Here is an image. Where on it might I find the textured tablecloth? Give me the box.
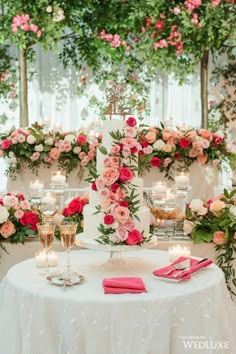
[0,249,235,354]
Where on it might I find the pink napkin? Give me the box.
[102,277,147,294]
[153,256,213,280]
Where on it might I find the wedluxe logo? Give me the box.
[180,336,230,351]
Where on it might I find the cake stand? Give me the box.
[75,233,158,270]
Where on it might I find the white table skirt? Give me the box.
[0,249,235,354]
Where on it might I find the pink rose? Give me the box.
[125,219,136,231]
[162,130,172,141]
[99,188,110,198]
[145,129,157,144]
[163,157,172,167]
[121,137,137,148]
[126,229,143,245]
[126,117,137,127]
[49,148,61,161]
[213,231,227,245]
[119,166,134,182]
[201,139,210,149]
[192,141,201,149]
[102,167,119,186]
[197,154,207,164]
[162,144,172,153]
[79,152,86,159]
[31,152,40,161]
[14,209,24,219]
[113,205,130,223]
[116,188,126,199]
[0,221,16,238]
[111,145,121,154]
[95,177,105,190]
[187,130,197,140]
[124,126,136,137]
[1,139,12,150]
[198,129,212,140]
[100,198,111,210]
[122,145,131,158]
[210,200,226,216]
[143,145,153,154]
[116,225,128,241]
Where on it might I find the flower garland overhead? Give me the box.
[0,122,234,181]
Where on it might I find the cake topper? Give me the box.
[104,85,131,119]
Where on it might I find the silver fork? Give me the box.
[162,259,191,275]
[172,258,208,278]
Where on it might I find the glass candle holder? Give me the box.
[175,172,190,191]
[51,171,67,191]
[41,192,57,221]
[168,244,191,262]
[152,181,167,200]
[30,180,44,203]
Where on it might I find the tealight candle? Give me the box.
[30,180,44,194]
[35,250,58,267]
[152,182,167,198]
[168,245,191,262]
[175,172,189,190]
[51,171,66,184]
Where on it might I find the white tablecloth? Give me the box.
[0,249,235,354]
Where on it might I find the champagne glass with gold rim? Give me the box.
[59,222,78,280]
[37,222,56,275]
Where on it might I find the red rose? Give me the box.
[110,182,120,192]
[62,207,70,216]
[104,214,114,225]
[130,146,138,154]
[68,198,84,214]
[174,152,180,160]
[77,135,87,145]
[126,229,143,245]
[119,201,129,207]
[119,166,134,182]
[141,141,148,148]
[17,194,25,201]
[150,157,162,167]
[179,138,191,149]
[91,182,97,191]
[139,150,145,156]
[20,211,39,230]
[126,117,137,127]
[1,139,12,150]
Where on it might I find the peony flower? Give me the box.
[0,221,16,238]
[0,205,9,223]
[126,229,143,245]
[20,200,31,210]
[113,205,130,224]
[213,231,227,245]
[183,220,195,235]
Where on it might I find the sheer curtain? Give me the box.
[0,48,202,190]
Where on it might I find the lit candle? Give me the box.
[35,250,58,267]
[51,171,66,184]
[30,180,44,191]
[152,182,167,198]
[175,172,189,190]
[48,251,58,267]
[168,245,191,262]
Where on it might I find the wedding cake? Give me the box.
[83,117,151,245]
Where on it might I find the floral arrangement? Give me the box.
[62,194,89,234]
[0,122,100,180]
[184,189,236,297]
[0,192,39,252]
[89,117,151,246]
[0,122,234,181]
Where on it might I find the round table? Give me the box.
[0,249,235,354]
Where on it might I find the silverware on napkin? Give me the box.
[172,258,208,278]
[163,259,191,275]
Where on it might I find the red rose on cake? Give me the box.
[126,117,137,127]
[126,230,144,245]
[119,166,134,182]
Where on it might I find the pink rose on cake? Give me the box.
[124,126,137,137]
[121,137,137,148]
[110,145,121,154]
[95,177,105,190]
[119,166,134,182]
[104,156,120,168]
[126,230,143,245]
[102,167,120,186]
[116,225,128,241]
[124,219,136,231]
[113,205,130,223]
[100,198,112,211]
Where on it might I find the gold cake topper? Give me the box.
[104,85,131,119]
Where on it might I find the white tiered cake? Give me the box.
[82,118,151,246]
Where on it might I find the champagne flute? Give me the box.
[59,222,78,280]
[37,222,56,275]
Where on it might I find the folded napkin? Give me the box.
[153,256,213,280]
[102,277,147,294]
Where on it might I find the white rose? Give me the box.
[73,146,81,154]
[35,144,44,152]
[45,138,54,146]
[3,195,18,208]
[197,206,208,216]
[0,205,9,223]
[189,199,204,212]
[26,135,36,144]
[153,139,165,150]
[46,5,52,13]
[64,134,76,143]
[229,205,236,219]
[183,220,195,235]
